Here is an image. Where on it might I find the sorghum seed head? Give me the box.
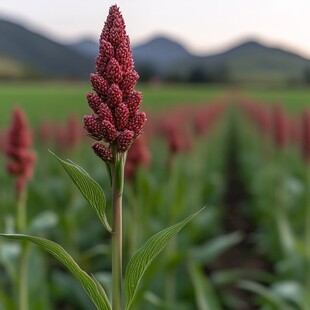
[6,108,32,149]
[87,92,103,114]
[115,36,134,74]
[90,74,109,98]
[5,107,36,197]
[96,55,108,76]
[127,112,147,137]
[272,105,289,148]
[120,71,139,97]
[115,103,129,131]
[99,39,114,60]
[85,5,147,158]
[107,84,123,108]
[97,104,114,124]
[83,115,104,140]
[105,58,123,84]
[92,142,113,162]
[102,120,117,143]
[116,129,134,152]
[108,11,126,46]
[125,137,151,180]
[125,91,142,115]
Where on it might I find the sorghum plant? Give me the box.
[5,108,36,203]
[0,5,203,310]
[125,137,151,180]
[4,107,36,310]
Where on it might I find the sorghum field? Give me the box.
[1,80,310,310]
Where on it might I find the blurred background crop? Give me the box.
[0,1,310,309]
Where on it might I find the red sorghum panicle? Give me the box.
[115,103,129,130]
[97,103,114,124]
[121,71,139,97]
[66,114,83,150]
[107,84,123,108]
[102,120,117,143]
[125,137,151,180]
[125,91,142,115]
[116,130,134,152]
[272,104,289,148]
[5,108,36,197]
[127,112,147,137]
[302,110,310,163]
[90,74,109,97]
[84,115,104,140]
[92,142,113,162]
[84,5,147,162]
[87,92,103,114]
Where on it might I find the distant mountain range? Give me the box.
[1,18,310,83]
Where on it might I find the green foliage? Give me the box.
[0,83,224,125]
[50,152,112,233]
[190,232,243,264]
[238,280,293,310]
[0,234,111,310]
[188,262,222,310]
[125,207,205,310]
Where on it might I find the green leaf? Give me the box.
[190,231,243,264]
[29,211,58,234]
[271,281,303,307]
[238,280,293,310]
[188,262,222,310]
[0,289,16,310]
[50,151,112,232]
[0,234,111,310]
[125,207,205,310]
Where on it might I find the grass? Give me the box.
[245,87,310,112]
[0,82,225,126]
[1,82,309,127]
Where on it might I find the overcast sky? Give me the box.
[1,0,310,57]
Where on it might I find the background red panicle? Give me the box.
[125,136,151,180]
[0,129,5,153]
[158,106,192,157]
[5,107,36,197]
[38,115,84,152]
[193,100,228,137]
[272,104,290,149]
[302,110,310,163]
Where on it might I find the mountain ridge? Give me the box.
[1,17,309,82]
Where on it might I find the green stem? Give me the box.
[19,243,29,310]
[17,190,29,310]
[17,190,27,233]
[112,153,125,310]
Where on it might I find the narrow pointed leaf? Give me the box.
[238,280,293,310]
[125,207,205,310]
[50,151,112,232]
[188,262,222,310]
[0,234,111,310]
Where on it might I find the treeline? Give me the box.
[136,63,231,84]
[136,62,310,85]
